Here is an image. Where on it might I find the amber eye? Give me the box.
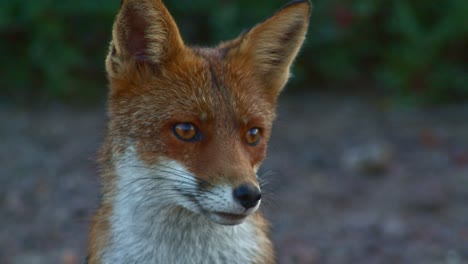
[245,127,261,146]
[173,123,200,142]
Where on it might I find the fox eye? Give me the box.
[245,127,261,146]
[173,123,200,142]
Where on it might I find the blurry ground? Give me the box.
[1,93,468,264]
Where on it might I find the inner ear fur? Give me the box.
[106,0,185,76]
[222,0,311,95]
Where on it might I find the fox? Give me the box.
[87,0,310,263]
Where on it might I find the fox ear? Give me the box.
[106,0,184,76]
[223,0,311,96]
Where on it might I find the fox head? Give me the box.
[104,0,310,225]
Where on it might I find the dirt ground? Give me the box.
[1,93,467,264]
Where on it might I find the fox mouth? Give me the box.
[214,212,247,221]
[207,211,248,225]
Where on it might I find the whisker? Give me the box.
[119,164,203,185]
[256,169,280,210]
[117,164,221,198]
[118,164,218,192]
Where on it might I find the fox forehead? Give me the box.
[109,47,277,130]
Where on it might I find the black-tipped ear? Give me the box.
[223,0,311,95]
[106,0,184,76]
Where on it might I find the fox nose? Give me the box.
[233,183,261,209]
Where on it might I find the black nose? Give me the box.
[233,184,261,209]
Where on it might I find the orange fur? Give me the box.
[88,0,310,263]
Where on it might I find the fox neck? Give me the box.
[98,146,270,264]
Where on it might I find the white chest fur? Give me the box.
[104,206,262,263]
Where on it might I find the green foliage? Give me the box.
[382,0,468,103]
[1,0,467,104]
[303,0,468,104]
[0,0,119,102]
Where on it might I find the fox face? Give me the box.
[105,0,310,226]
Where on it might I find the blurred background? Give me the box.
[1,0,467,263]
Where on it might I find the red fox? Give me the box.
[88,0,310,263]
